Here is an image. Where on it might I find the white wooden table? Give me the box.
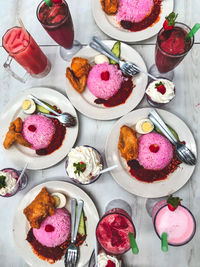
[0,1,200,267]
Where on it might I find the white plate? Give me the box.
[0,87,78,170]
[65,40,147,120]
[13,180,99,267]
[92,0,174,42]
[105,108,197,198]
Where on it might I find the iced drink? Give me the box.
[96,208,135,255]
[152,200,196,246]
[37,0,74,49]
[155,23,194,73]
[2,27,50,77]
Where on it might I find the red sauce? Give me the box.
[120,0,161,32]
[127,147,182,183]
[95,77,134,107]
[26,228,86,264]
[36,118,66,156]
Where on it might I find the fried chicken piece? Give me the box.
[66,67,86,93]
[13,117,23,132]
[118,125,138,161]
[101,0,118,15]
[15,133,32,148]
[79,75,87,93]
[23,187,55,229]
[3,128,16,149]
[71,57,91,78]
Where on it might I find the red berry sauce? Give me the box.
[101,71,110,81]
[45,224,55,232]
[28,125,36,132]
[149,144,160,153]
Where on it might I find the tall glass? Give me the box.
[150,22,194,80]
[37,0,82,61]
[147,198,196,247]
[2,26,51,83]
[96,199,136,256]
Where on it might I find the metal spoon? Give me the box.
[148,109,196,165]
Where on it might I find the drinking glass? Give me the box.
[2,26,51,83]
[37,0,82,61]
[150,22,194,80]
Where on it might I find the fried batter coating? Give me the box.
[101,0,118,15]
[15,133,32,148]
[23,187,55,229]
[66,67,87,93]
[3,128,16,149]
[71,57,91,78]
[118,125,138,161]
[13,117,23,132]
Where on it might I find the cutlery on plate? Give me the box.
[148,109,196,165]
[28,94,76,127]
[65,199,84,267]
[90,36,157,80]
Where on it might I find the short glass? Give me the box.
[146,198,196,246]
[96,199,136,255]
[2,26,51,83]
[150,22,194,80]
[37,0,82,61]
[65,145,104,185]
[0,168,28,197]
[88,249,124,267]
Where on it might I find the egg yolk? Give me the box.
[22,100,31,110]
[142,121,153,133]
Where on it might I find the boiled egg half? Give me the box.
[22,99,36,114]
[51,192,66,208]
[94,54,109,64]
[135,118,154,134]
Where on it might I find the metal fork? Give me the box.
[28,94,76,127]
[89,36,157,80]
[148,109,196,165]
[65,200,84,267]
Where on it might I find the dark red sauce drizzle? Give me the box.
[27,228,86,264]
[120,0,161,32]
[127,147,182,183]
[95,77,134,107]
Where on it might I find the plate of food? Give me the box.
[65,40,147,120]
[105,108,197,198]
[0,87,78,170]
[13,180,99,267]
[92,0,174,42]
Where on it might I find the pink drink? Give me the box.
[155,23,194,73]
[96,208,135,255]
[2,27,49,76]
[152,200,196,246]
[37,0,74,49]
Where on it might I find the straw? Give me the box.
[128,232,139,254]
[17,163,28,185]
[185,23,200,42]
[44,0,53,7]
[161,232,168,252]
[99,165,118,174]
[94,236,98,267]
[17,17,29,37]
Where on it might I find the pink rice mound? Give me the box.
[87,62,123,99]
[116,0,154,23]
[33,208,71,248]
[138,132,173,170]
[22,114,55,150]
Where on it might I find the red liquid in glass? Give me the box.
[37,0,74,49]
[155,26,192,73]
[96,209,135,255]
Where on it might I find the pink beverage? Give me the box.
[37,0,74,49]
[155,23,194,73]
[152,200,196,246]
[96,208,135,255]
[2,27,50,76]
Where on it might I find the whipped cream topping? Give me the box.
[146,79,175,103]
[0,170,17,196]
[66,146,102,184]
[97,252,121,267]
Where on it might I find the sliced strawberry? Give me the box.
[106,260,116,267]
[167,195,182,211]
[101,71,110,81]
[163,12,178,30]
[155,81,166,95]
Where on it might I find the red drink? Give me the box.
[155,23,194,73]
[37,0,74,49]
[2,27,50,77]
[96,208,135,255]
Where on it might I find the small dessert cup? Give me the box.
[0,168,28,197]
[146,78,175,107]
[89,249,124,267]
[65,145,104,185]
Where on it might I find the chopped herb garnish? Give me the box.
[0,175,6,189]
[73,162,86,176]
